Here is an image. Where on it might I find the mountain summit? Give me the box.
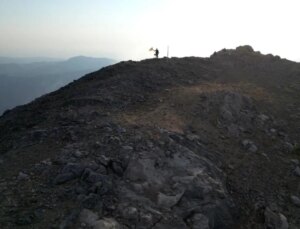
[0,46,299,228]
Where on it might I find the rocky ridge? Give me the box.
[0,46,300,228]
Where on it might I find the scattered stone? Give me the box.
[139,212,153,225]
[17,172,30,181]
[221,109,233,122]
[111,161,124,176]
[103,126,113,132]
[227,124,240,137]
[290,159,299,165]
[96,164,107,175]
[73,150,83,158]
[242,139,258,153]
[261,153,270,161]
[279,214,289,229]
[62,163,84,177]
[291,195,300,207]
[107,136,121,146]
[157,192,184,208]
[264,207,289,229]
[75,185,87,195]
[169,134,184,143]
[122,206,138,220]
[294,167,300,177]
[59,209,80,229]
[15,213,34,225]
[85,161,99,171]
[186,134,200,141]
[284,142,294,152]
[41,158,52,166]
[79,209,99,227]
[146,140,154,148]
[248,144,258,153]
[82,169,106,184]
[116,125,126,133]
[189,213,209,229]
[93,218,121,229]
[258,114,269,122]
[278,132,287,138]
[81,193,101,210]
[152,218,188,229]
[53,157,67,165]
[34,208,45,220]
[122,145,133,152]
[98,155,111,166]
[242,139,251,147]
[54,173,75,185]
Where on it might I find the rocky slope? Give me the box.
[0,46,299,228]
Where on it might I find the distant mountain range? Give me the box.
[0,56,63,64]
[0,56,117,115]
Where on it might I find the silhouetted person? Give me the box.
[154,49,159,58]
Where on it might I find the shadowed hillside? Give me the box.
[0,46,299,229]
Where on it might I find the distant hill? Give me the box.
[0,56,116,114]
[0,56,63,64]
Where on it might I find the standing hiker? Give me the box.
[154,48,159,58]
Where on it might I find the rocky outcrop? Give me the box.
[0,47,300,228]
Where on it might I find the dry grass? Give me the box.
[120,105,185,133]
[176,82,272,102]
[117,82,272,133]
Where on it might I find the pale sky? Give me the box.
[0,0,299,61]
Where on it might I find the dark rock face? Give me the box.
[119,138,234,228]
[0,47,300,228]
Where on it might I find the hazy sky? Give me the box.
[0,0,299,61]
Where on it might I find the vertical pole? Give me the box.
[167,46,169,58]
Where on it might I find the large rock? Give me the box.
[121,140,234,228]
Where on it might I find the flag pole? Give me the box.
[167,46,169,58]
